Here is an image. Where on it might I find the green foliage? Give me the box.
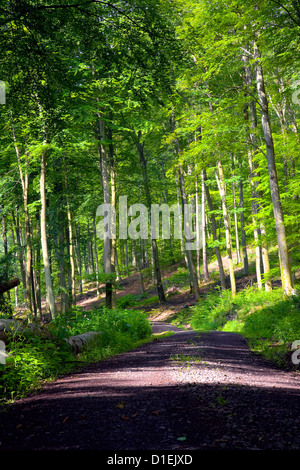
[0,306,152,404]
[166,267,190,287]
[189,286,300,367]
[117,293,147,308]
[0,295,13,318]
[53,306,152,342]
[190,288,234,331]
[0,332,74,403]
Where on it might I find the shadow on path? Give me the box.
[0,323,300,451]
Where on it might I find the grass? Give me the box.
[186,286,300,368]
[0,306,153,404]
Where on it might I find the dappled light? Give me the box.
[1,327,300,450]
[0,0,300,453]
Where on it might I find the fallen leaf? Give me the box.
[62,416,69,424]
[152,410,159,415]
[117,402,126,409]
[122,415,130,421]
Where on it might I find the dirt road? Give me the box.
[0,322,300,452]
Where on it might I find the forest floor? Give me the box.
[1,262,300,455]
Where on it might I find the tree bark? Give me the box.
[0,277,20,295]
[203,169,226,290]
[201,170,209,281]
[12,210,27,301]
[40,149,56,318]
[11,122,33,313]
[178,166,200,300]
[97,118,115,308]
[238,162,249,275]
[254,40,294,296]
[242,53,272,289]
[137,135,165,302]
[215,160,236,297]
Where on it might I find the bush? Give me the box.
[190,288,233,331]
[188,285,300,367]
[0,306,152,404]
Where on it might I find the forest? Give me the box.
[0,0,300,403]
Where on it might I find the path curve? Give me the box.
[0,322,300,451]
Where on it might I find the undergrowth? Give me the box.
[0,306,152,404]
[188,286,300,368]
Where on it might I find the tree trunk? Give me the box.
[11,123,32,313]
[254,40,294,296]
[133,240,145,295]
[215,160,236,297]
[242,53,271,289]
[65,170,76,305]
[232,174,241,265]
[195,178,201,283]
[34,214,42,318]
[12,210,27,302]
[137,135,165,302]
[75,225,83,295]
[178,166,200,300]
[201,170,209,281]
[203,169,226,290]
[238,163,249,275]
[40,150,56,318]
[93,217,100,297]
[1,215,10,303]
[109,133,117,306]
[97,118,115,308]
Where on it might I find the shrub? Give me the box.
[0,306,152,404]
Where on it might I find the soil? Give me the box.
[1,320,300,452]
[1,265,300,455]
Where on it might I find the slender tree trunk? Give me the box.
[64,170,76,305]
[201,170,209,280]
[40,150,56,318]
[125,241,130,277]
[176,175,188,269]
[178,166,200,300]
[195,178,201,282]
[133,240,145,295]
[232,176,241,265]
[137,135,165,302]
[12,124,32,313]
[97,118,115,307]
[215,160,236,297]
[1,215,10,304]
[254,40,294,296]
[12,211,27,302]
[109,142,117,306]
[58,219,68,314]
[242,53,271,288]
[93,217,100,297]
[203,169,226,290]
[34,214,42,318]
[30,250,37,318]
[75,226,83,295]
[238,163,249,275]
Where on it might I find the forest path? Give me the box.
[1,320,300,451]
